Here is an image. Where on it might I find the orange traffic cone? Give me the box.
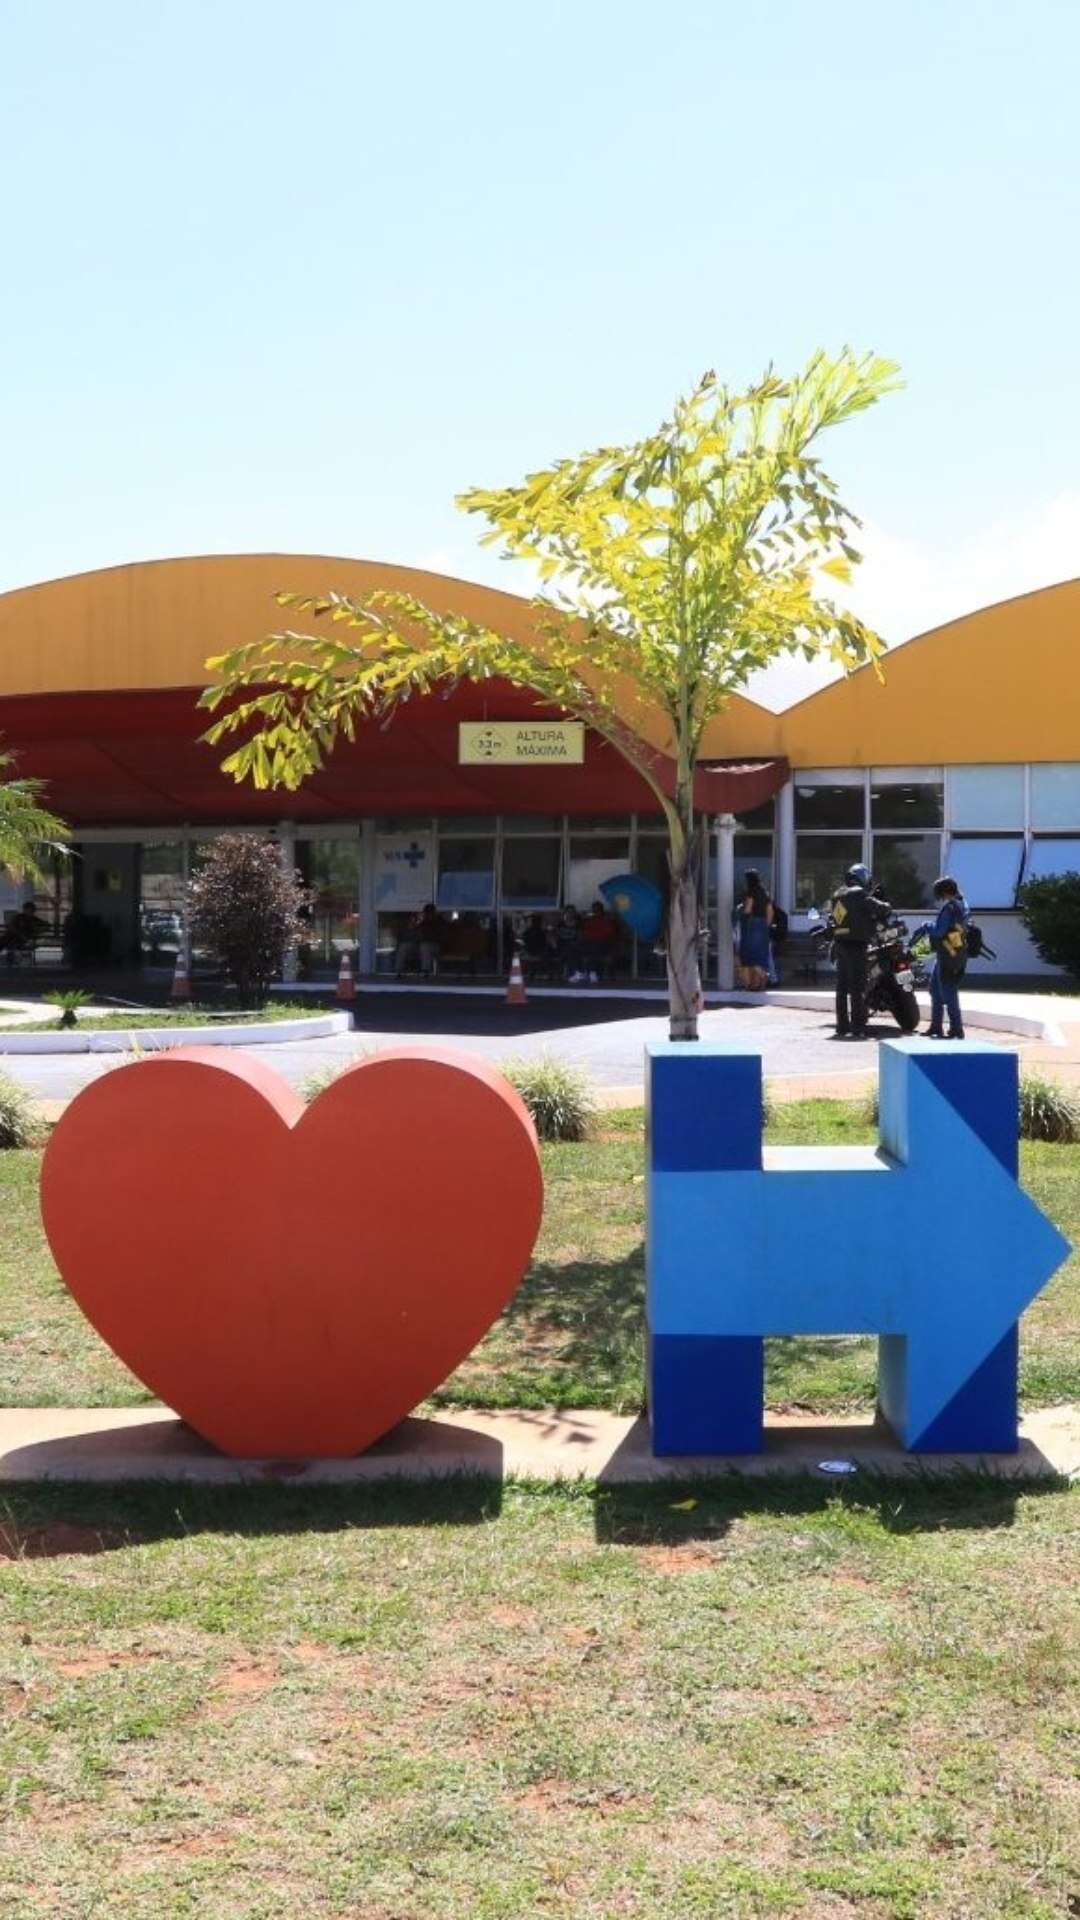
[506,950,527,1006]
[171,950,191,1001]
[336,951,356,1003]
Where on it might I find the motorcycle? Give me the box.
[807,906,927,1034]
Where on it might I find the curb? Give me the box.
[0,1011,352,1054]
[767,989,1067,1047]
[0,1405,1075,1485]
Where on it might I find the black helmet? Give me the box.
[846,863,871,888]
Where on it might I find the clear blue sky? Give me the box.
[2,0,1078,699]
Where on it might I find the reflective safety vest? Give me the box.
[831,885,878,943]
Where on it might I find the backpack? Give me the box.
[770,904,789,946]
[965,921,996,963]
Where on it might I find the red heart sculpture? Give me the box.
[41,1046,543,1457]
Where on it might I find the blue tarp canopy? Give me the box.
[600,873,664,942]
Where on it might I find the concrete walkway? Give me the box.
[4,989,1079,1116]
[0,1404,1075,1485]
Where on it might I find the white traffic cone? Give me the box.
[171,950,192,1001]
[506,950,527,1006]
[336,951,356,1003]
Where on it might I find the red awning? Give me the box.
[0,684,787,827]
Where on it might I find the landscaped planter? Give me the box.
[0,1011,352,1053]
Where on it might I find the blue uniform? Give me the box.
[925,896,968,1037]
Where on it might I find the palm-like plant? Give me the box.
[0,747,69,882]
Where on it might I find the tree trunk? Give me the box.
[666,864,703,1041]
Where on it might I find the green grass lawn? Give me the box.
[0,1476,1077,1919]
[1,1102,1078,1918]
[2,1101,1077,1415]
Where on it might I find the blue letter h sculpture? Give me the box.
[646,1039,1069,1455]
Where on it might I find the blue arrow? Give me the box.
[646,1040,1070,1454]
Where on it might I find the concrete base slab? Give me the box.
[1,1404,1076,1485]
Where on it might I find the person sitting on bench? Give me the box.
[0,901,46,966]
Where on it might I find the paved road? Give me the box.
[1,998,927,1101]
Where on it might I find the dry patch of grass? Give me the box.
[0,1477,1077,1917]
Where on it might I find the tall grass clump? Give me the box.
[0,1070,40,1148]
[504,1056,596,1142]
[300,1064,345,1103]
[1019,1073,1080,1144]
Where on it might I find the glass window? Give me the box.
[733,834,774,901]
[571,815,632,832]
[501,837,561,908]
[299,839,360,964]
[438,816,496,835]
[795,834,863,910]
[9,850,72,961]
[872,834,941,908]
[946,836,1025,908]
[375,830,435,910]
[501,814,561,832]
[870,782,943,828]
[949,766,1025,830]
[734,800,776,832]
[794,784,865,829]
[1025,838,1080,882]
[1030,764,1080,831]
[436,839,496,910]
[139,842,185,962]
[568,834,630,911]
[634,837,670,895]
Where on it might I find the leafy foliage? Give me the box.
[864,1070,1080,1146]
[42,989,92,1029]
[0,746,68,883]
[503,1054,596,1142]
[188,833,309,1004]
[299,1064,345,1103]
[0,1070,40,1148]
[1019,1073,1080,1145]
[1018,871,1080,980]
[201,350,899,1033]
[203,352,897,813]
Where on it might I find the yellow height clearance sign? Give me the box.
[458,721,585,765]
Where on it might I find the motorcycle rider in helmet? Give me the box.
[829,863,890,1040]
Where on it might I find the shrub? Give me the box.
[300,1064,345,1103]
[1018,1073,1080,1144]
[188,834,310,1004]
[43,989,91,1029]
[1018,872,1080,981]
[866,1074,1080,1144]
[0,1071,40,1149]
[503,1055,596,1142]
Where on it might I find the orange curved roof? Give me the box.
[0,553,1076,768]
[779,574,1080,766]
[0,552,775,762]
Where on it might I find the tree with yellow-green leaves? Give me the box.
[0,747,68,886]
[202,350,899,1039]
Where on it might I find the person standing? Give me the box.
[734,868,774,990]
[921,876,969,1039]
[830,863,888,1039]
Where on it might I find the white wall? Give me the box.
[885,912,1056,978]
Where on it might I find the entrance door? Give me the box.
[75,843,140,966]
